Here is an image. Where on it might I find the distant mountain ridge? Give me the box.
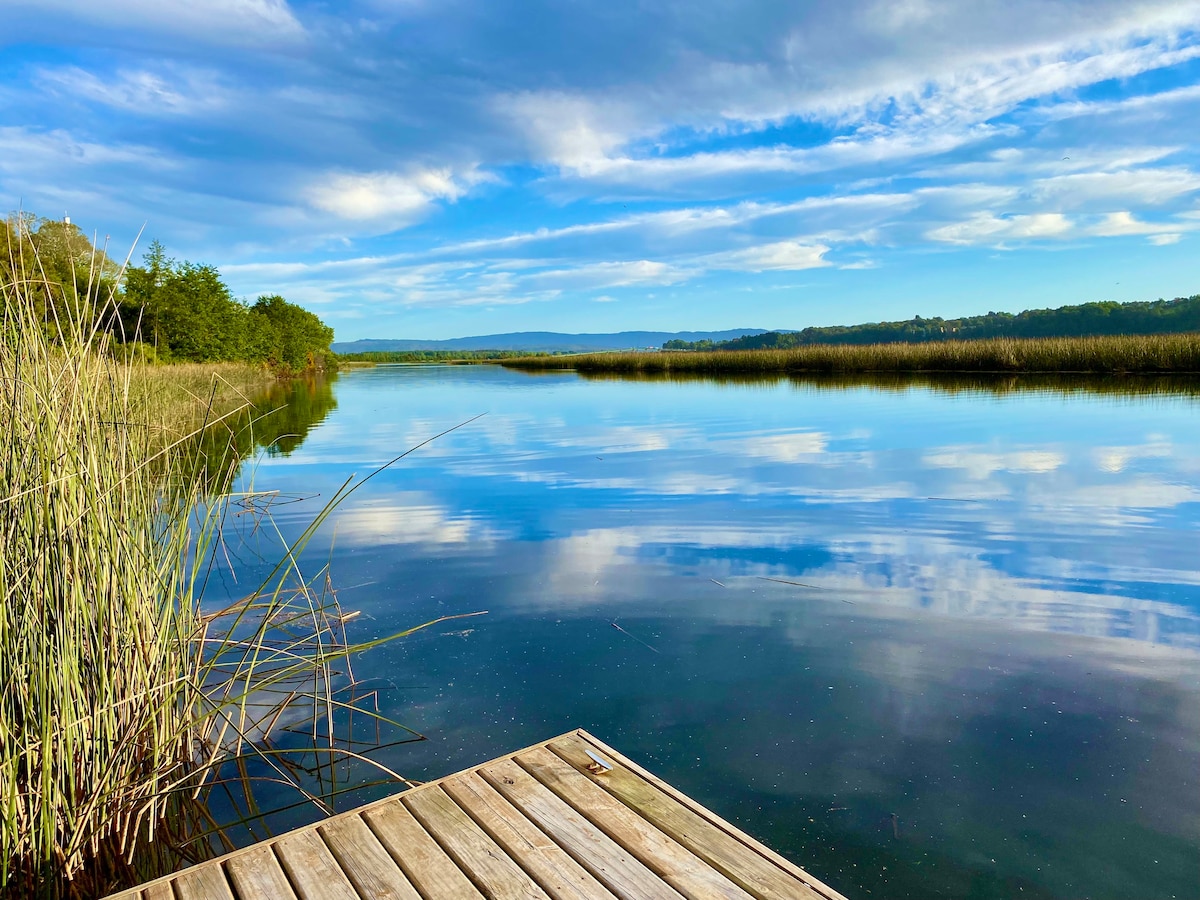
[332,329,772,354]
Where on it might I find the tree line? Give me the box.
[664,294,1200,351]
[3,213,335,373]
[336,349,555,363]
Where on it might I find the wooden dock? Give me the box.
[107,729,848,900]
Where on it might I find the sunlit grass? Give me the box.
[1,234,466,896]
[502,333,1200,376]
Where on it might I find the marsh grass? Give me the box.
[502,333,1200,376]
[1,235,464,897]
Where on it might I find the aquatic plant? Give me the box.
[501,333,1200,376]
[0,229,466,896]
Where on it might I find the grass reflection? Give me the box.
[566,368,1200,401]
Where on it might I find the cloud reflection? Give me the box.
[334,495,502,547]
[256,369,1200,651]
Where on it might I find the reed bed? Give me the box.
[1,243,450,897]
[502,333,1200,376]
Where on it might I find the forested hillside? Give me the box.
[3,214,335,373]
[664,295,1200,351]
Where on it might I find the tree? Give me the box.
[2,213,120,335]
[250,294,334,371]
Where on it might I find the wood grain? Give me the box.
[274,829,360,900]
[481,756,683,900]
[405,786,551,900]
[319,813,423,900]
[364,797,487,899]
[225,843,298,900]
[442,772,614,900]
[142,882,174,900]
[549,734,825,900]
[516,746,754,900]
[172,862,237,900]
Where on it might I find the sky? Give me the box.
[2,1,1200,341]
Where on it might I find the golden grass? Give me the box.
[501,333,1200,376]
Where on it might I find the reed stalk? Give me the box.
[1,231,458,897]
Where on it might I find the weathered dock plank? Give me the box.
[172,859,237,900]
[548,734,826,900]
[404,786,551,900]
[482,755,684,900]
[224,843,298,900]
[319,814,422,900]
[275,828,361,900]
[103,728,850,900]
[442,771,614,900]
[364,798,487,898]
[515,745,753,900]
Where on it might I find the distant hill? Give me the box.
[332,329,771,354]
[664,295,1200,351]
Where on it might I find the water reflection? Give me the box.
[187,374,340,490]
[225,366,1200,900]
[582,368,1200,401]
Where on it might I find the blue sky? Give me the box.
[2,0,1199,341]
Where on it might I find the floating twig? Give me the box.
[757,576,825,590]
[611,622,660,654]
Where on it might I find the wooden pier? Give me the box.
[107,729,848,900]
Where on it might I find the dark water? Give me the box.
[221,365,1200,900]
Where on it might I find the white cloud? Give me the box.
[927,212,1073,245]
[712,241,831,272]
[537,124,1002,187]
[0,126,171,173]
[1031,167,1200,207]
[523,259,690,291]
[1035,82,1200,123]
[497,91,642,170]
[1148,232,1183,245]
[3,0,305,44]
[1089,211,1182,237]
[306,166,486,225]
[35,66,228,116]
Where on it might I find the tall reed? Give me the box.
[1,237,207,893]
[1,235,460,896]
[501,333,1200,376]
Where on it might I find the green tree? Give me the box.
[122,245,248,362]
[2,213,120,334]
[250,294,334,372]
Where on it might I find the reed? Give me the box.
[1,236,449,896]
[501,333,1200,376]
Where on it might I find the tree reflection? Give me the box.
[187,374,339,493]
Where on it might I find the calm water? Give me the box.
[220,365,1200,900]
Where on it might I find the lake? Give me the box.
[217,365,1200,900]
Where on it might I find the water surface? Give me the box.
[223,365,1200,900]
